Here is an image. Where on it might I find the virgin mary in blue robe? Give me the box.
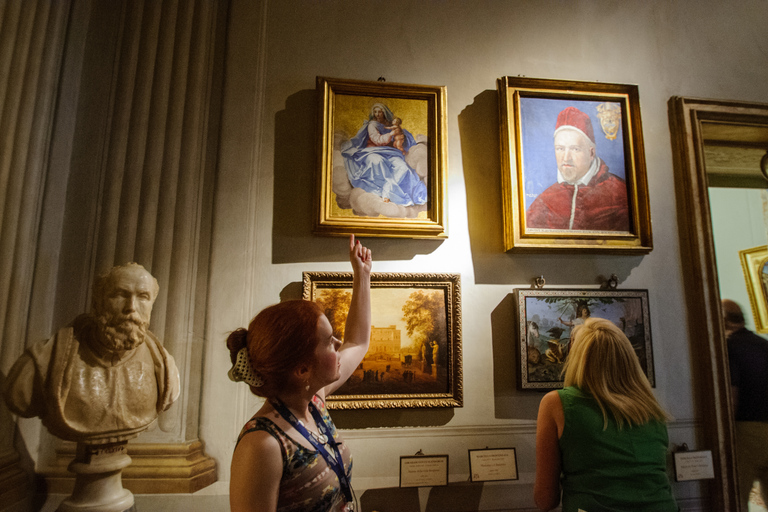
[341,103,428,207]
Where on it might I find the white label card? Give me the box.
[674,450,715,481]
[468,448,518,482]
[399,455,449,488]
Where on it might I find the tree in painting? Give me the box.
[315,289,351,340]
[402,289,446,367]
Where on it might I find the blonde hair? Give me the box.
[563,317,670,429]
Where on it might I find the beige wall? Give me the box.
[200,0,767,509]
[5,0,768,510]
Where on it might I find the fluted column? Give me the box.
[80,0,220,444]
[34,0,225,495]
[0,1,72,509]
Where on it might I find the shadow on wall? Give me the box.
[361,487,421,512]
[331,406,455,430]
[360,482,490,512]
[458,90,643,286]
[271,89,443,264]
[491,293,546,420]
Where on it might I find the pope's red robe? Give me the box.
[526,162,630,231]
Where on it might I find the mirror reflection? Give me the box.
[707,121,768,512]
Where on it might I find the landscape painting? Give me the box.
[303,272,462,409]
[515,288,654,389]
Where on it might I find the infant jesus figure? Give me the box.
[387,117,406,154]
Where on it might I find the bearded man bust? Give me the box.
[4,263,180,445]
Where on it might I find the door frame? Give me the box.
[669,96,768,511]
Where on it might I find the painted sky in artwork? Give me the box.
[326,286,444,349]
[525,296,639,323]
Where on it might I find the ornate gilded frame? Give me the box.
[515,288,654,390]
[302,272,462,409]
[315,77,447,239]
[497,76,652,252]
[739,245,768,333]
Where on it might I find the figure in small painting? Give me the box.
[335,102,429,219]
[526,106,629,232]
[526,321,543,365]
[387,117,407,154]
[559,303,591,355]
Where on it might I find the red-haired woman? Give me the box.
[227,235,371,512]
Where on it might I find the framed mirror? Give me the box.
[669,96,768,511]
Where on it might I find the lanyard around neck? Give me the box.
[271,398,353,504]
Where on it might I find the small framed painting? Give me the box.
[515,288,654,390]
[739,245,768,333]
[303,272,462,409]
[498,76,652,252]
[315,77,447,239]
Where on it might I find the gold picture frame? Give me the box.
[302,272,462,409]
[497,76,652,252]
[739,245,768,333]
[315,77,447,239]
[515,288,654,390]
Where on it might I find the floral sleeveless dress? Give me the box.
[236,396,352,512]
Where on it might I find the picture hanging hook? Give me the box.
[606,274,619,289]
[534,275,546,289]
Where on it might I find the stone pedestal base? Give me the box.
[45,439,217,494]
[56,443,133,512]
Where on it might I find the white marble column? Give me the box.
[43,0,224,493]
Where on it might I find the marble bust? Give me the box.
[4,263,180,445]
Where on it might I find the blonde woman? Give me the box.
[534,318,678,512]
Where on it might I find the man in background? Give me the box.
[722,299,768,509]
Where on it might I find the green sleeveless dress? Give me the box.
[557,386,678,512]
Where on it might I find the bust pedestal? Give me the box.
[57,442,134,512]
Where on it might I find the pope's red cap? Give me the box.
[554,107,595,144]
